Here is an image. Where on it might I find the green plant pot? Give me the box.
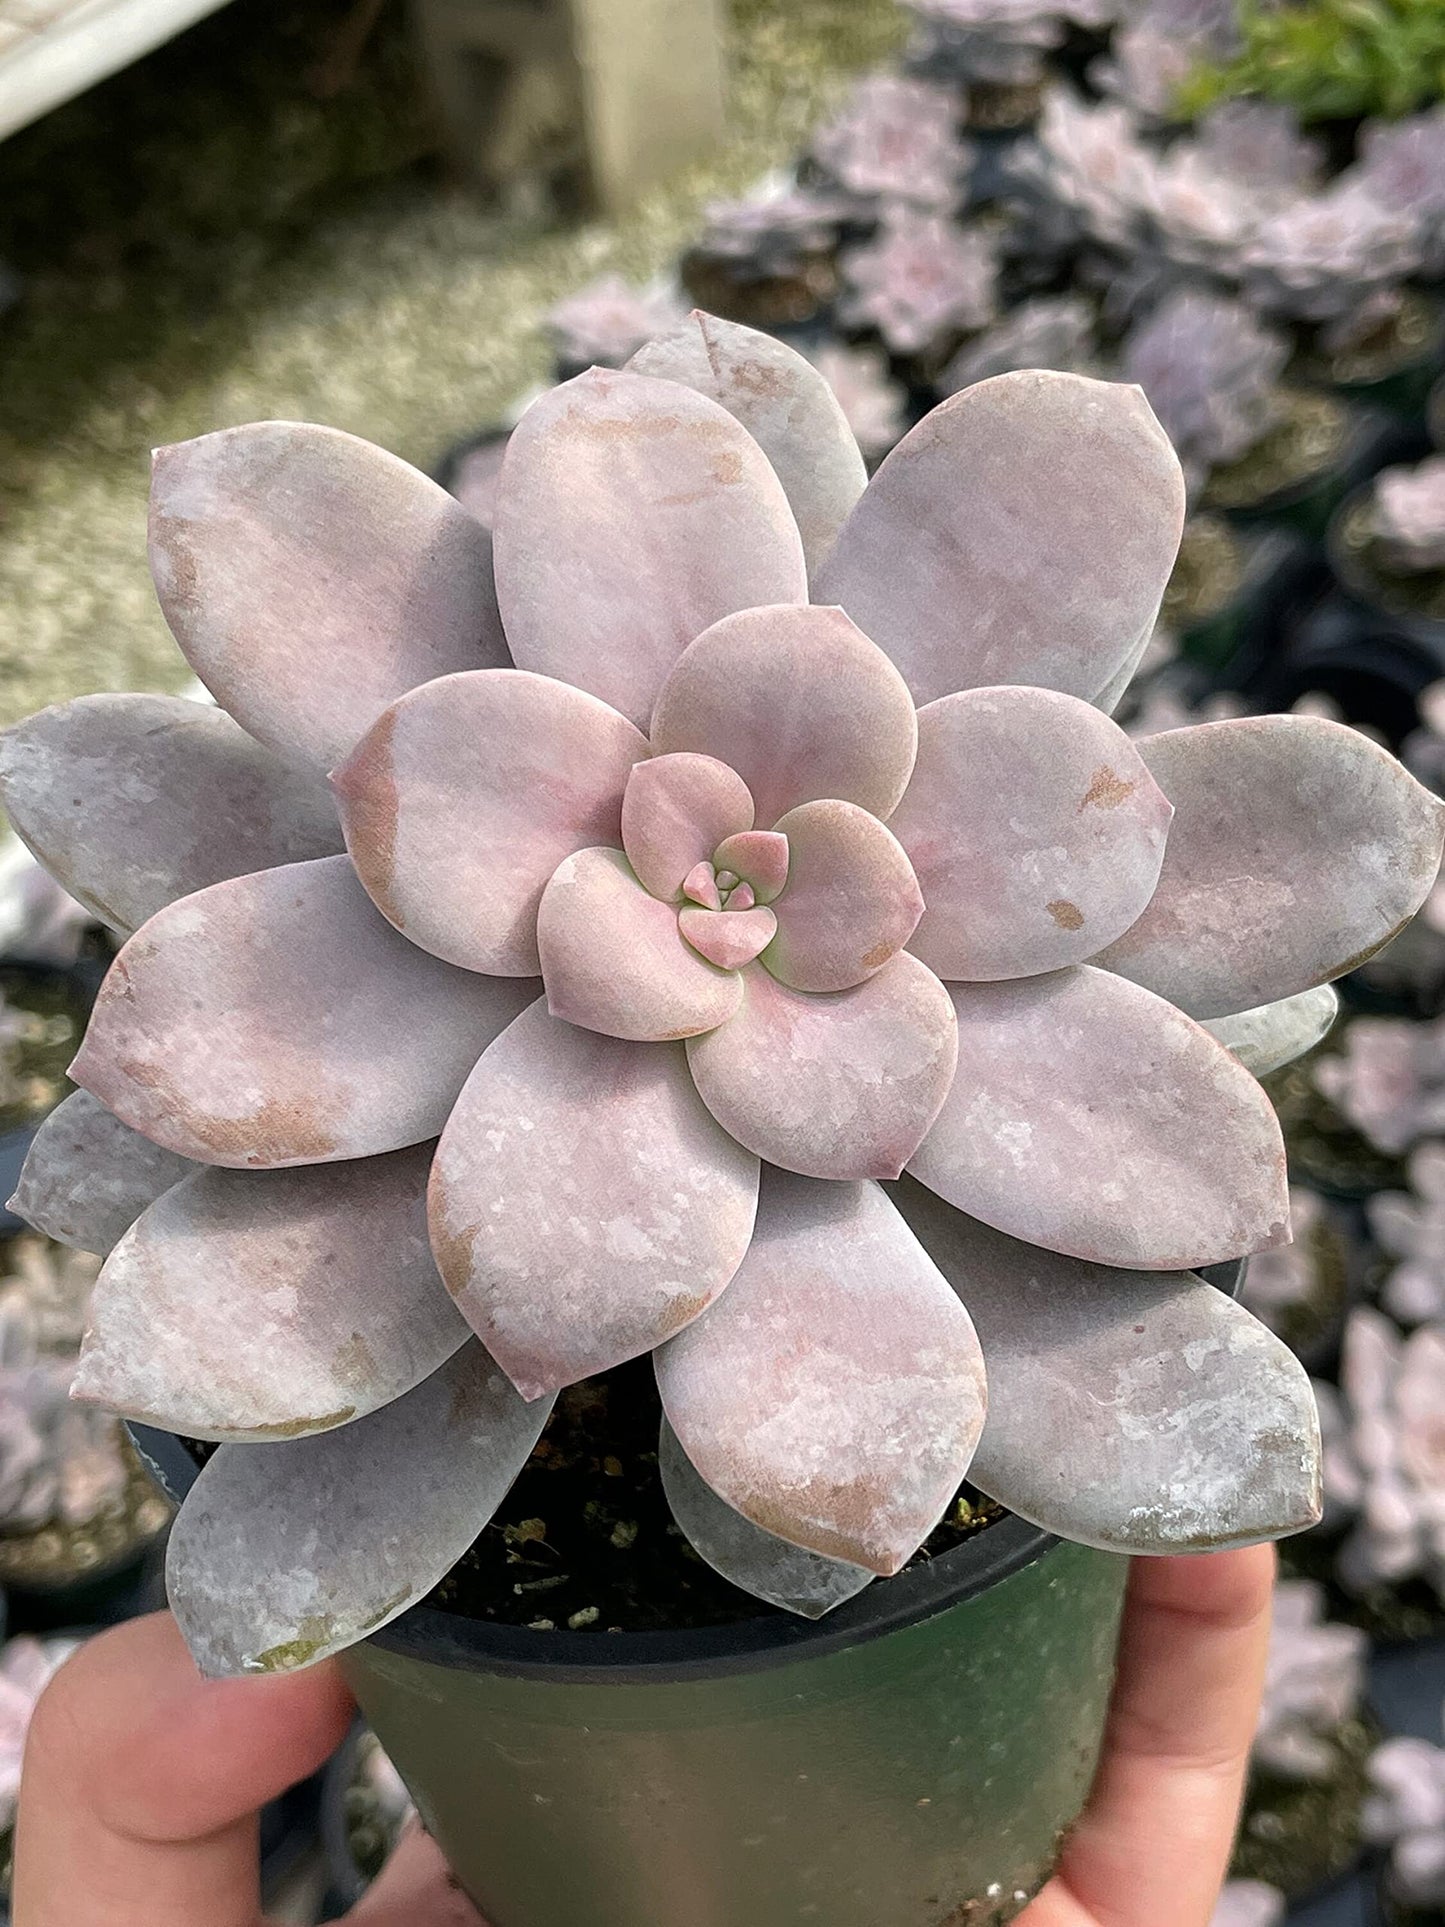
[341,1523,1128,1927]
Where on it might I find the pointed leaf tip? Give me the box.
[1099,715,1445,1019]
[894,1181,1323,1553]
[149,422,507,770]
[430,1000,758,1398]
[75,1145,468,1441]
[167,1344,552,1676]
[11,1089,195,1256]
[656,1171,985,1574]
[815,370,1185,706]
[908,967,1290,1270]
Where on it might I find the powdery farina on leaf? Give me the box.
[6,316,1438,1671]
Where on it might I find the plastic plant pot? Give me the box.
[128,1266,1251,1927]
[1206,399,1416,543]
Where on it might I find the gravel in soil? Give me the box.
[426,1356,1004,1634]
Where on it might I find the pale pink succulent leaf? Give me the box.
[1097,717,1445,1019]
[682,862,723,909]
[655,1170,986,1573]
[712,830,789,903]
[814,371,1186,706]
[429,999,758,1399]
[149,423,506,770]
[492,369,808,730]
[0,694,343,935]
[764,799,923,993]
[71,856,538,1167]
[686,953,957,1181]
[907,966,1290,1269]
[71,1143,468,1441]
[332,669,648,975]
[628,312,867,579]
[620,752,754,902]
[166,1343,552,1677]
[536,847,744,1040]
[1091,623,1158,716]
[678,904,778,970]
[11,1090,196,1256]
[649,604,918,828]
[892,1180,1324,1552]
[658,1416,874,1618]
[888,686,1173,980]
[1202,985,1340,1078]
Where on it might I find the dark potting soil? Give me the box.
[425,1356,1004,1634]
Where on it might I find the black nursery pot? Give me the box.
[130,1426,1128,1927]
[344,1527,1127,1927]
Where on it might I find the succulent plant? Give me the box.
[1240,1185,1329,1337]
[840,207,1001,355]
[809,75,971,214]
[1354,106,1445,277]
[1253,1576,1367,1781]
[0,835,93,967]
[1316,1307,1445,1597]
[1120,289,1289,490]
[907,0,1119,87]
[546,276,687,375]
[1022,89,1159,253]
[804,344,910,462]
[5,311,1442,1677]
[693,178,848,271]
[1368,457,1445,577]
[1313,1016,1445,1156]
[1367,1143,1445,1325]
[941,293,1100,391]
[1093,0,1245,120]
[1136,102,1321,284]
[1209,1881,1286,1927]
[1364,1719,1445,1909]
[1240,182,1422,324]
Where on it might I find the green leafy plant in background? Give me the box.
[1179,0,1445,124]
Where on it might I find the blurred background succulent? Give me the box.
[1314,1015,1445,1156]
[808,73,972,213]
[942,292,1100,389]
[1364,1710,1445,1911]
[1317,1308,1445,1599]
[905,0,1120,89]
[546,275,688,377]
[1252,1577,1368,1782]
[10,310,1443,1679]
[1367,1143,1445,1324]
[839,206,1001,353]
[1120,289,1289,493]
[1210,1880,1287,1927]
[1368,457,1445,576]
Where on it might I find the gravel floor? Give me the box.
[0,0,900,730]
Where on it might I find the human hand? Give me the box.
[1021,1544,1277,1927]
[15,1548,1274,1927]
[12,1610,484,1926]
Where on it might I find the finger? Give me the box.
[15,1610,354,1927]
[346,1820,489,1925]
[1023,1544,1276,1927]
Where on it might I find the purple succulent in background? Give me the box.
[1241,183,1422,324]
[693,178,850,275]
[546,275,687,373]
[840,207,1000,353]
[1241,1186,1331,1337]
[809,74,971,213]
[1026,90,1158,251]
[1092,0,1243,119]
[1139,104,1321,283]
[907,0,1119,87]
[1314,1016,1445,1156]
[1354,106,1445,278]
[1120,289,1288,490]
[1253,1577,1367,1781]
[1369,457,1445,576]
[1368,1143,1445,1325]
[941,292,1099,390]
[804,343,910,461]
[6,311,1442,1677]
[0,835,92,967]
[0,1635,82,1833]
[1364,1719,1445,1909]
[1209,1881,1286,1927]
[1317,1307,1445,1597]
